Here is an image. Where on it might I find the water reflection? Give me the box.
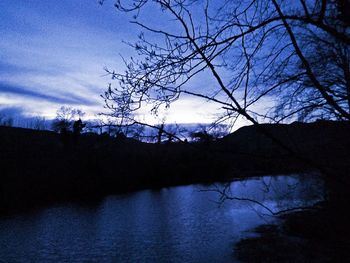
[0,174,323,263]
[213,173,324,214]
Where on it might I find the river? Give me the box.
[0,174,323,262]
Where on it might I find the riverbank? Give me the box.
[1,120,349,213]
[235,203,350,262]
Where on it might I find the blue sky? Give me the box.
[0,0,136,119]
[0,0,227,125]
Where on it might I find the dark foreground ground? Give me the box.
[236,200,350,262]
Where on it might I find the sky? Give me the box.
[0,0,229,126]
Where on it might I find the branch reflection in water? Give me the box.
[0,174,323,263]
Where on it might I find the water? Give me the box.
[0,174,323,263]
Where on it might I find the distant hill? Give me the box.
[0,120,349,212]
[219,120,350,174]
[222,120,349,155]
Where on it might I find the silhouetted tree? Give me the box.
[52,106,85,133]
[156,123,165,144]
[102,0,349,130]
[73,119,86,137]
[30,117,47,130]
[99,0,350,212]
[191,131,213,144]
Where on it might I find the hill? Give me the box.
[1,120,349,212]
[219,121,350,174]
[222,121,349,155]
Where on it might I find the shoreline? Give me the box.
[235,204,350,262]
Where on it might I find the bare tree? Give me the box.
[25,117,47,130]
[98,0,349,213]
[52,106,85,133]
[101,0,349,132]
[0,114,14,127]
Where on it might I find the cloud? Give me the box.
[0,0,251,126]
[0,82,97,106]
[0,105,53,129]
[0,0,133,120]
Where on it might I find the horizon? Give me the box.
[0,0,253,128]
